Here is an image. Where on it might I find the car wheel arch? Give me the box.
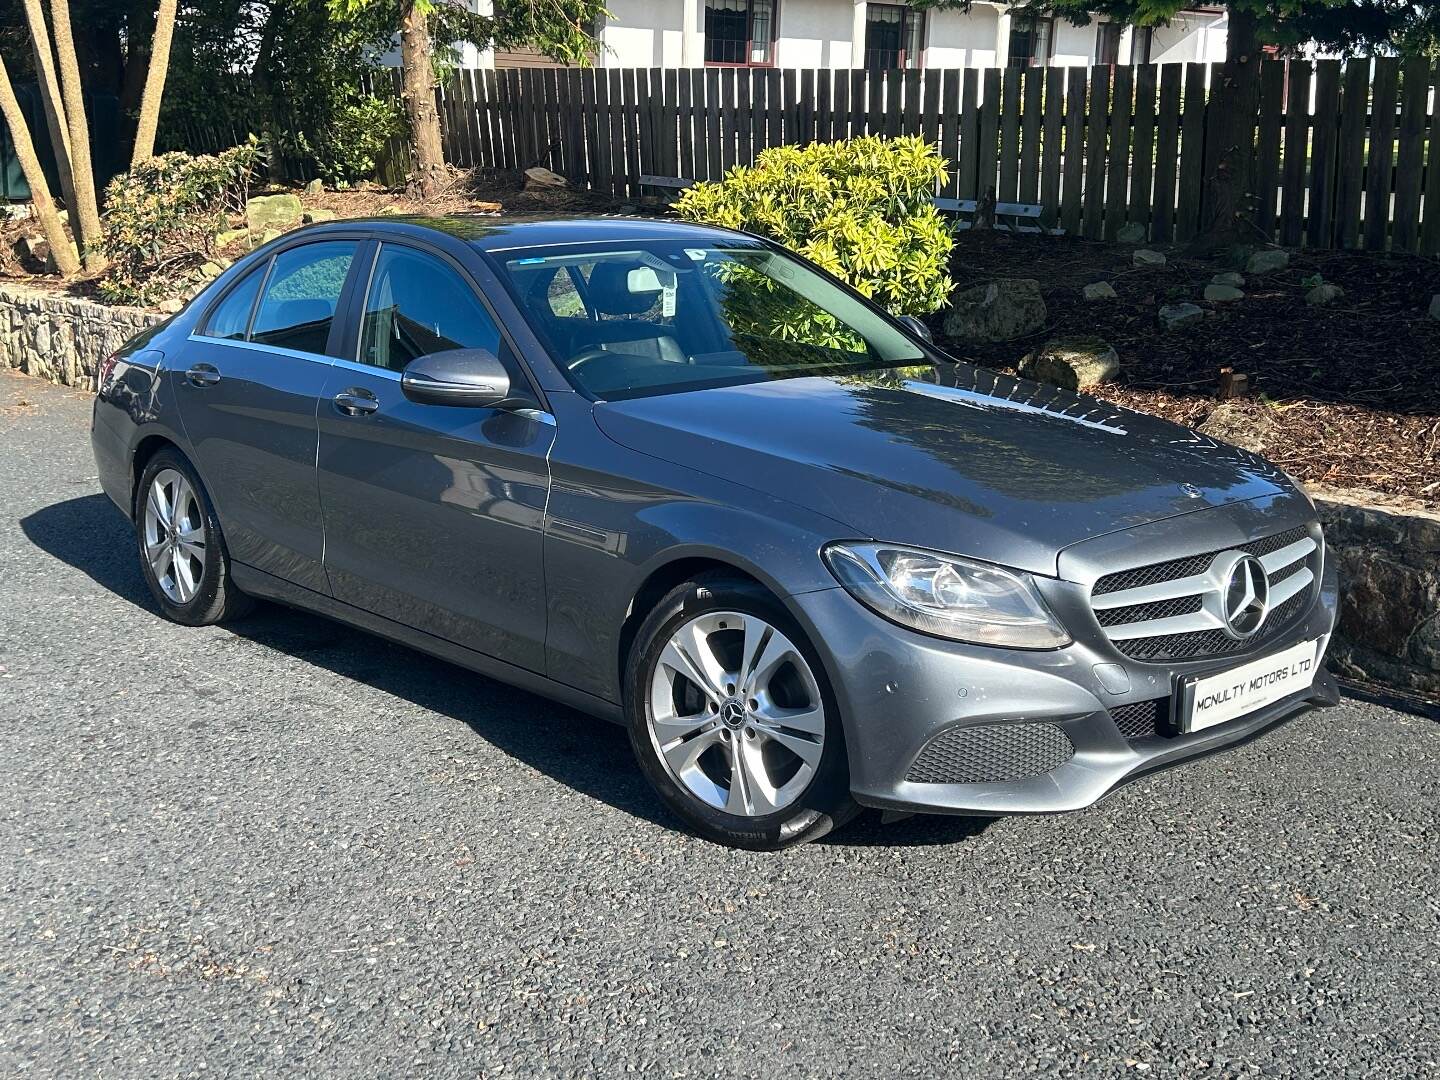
[130,434,185,516]
[616,557,772,693]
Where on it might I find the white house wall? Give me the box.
[776,0,858,68]
[923,6,1001,70]
[599,0,687,66]
[453,0,1232,70]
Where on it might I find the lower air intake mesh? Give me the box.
[907,722,1075,784]
[1109,698,1169,740]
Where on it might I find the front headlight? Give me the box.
[822,542,1071,649]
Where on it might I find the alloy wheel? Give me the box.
[142,468,206,605]
[647,611,826,817]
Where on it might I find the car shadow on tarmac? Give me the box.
[22,493,994,849]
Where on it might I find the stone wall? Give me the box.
[1314,487,1440,697]
[0,284,162,388]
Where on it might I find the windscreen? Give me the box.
[494,240,925,400]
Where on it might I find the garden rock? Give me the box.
[303,209,337,223]
[246,193,303,234]
[1159,302,1203,329]
[1082,282,1117,302]
[303,178,324,196]
[1212,271,1245,287]
[524,166,569,189]
[15,235,49,268]
[214,227,248,248]
[942,279,1047,342]
[198,262,224,280]
[1204,284,1244,303]
[1116,222,1147,244]
[158,298,184,314]
[1197,402,1277,453]
[1307,283,1344,306]
[1132,249,1166,268]
[1429,294,1440,321]
[1018,337,1119,391]
[1246,249,1290,275]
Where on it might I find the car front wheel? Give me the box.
[625,575,857,850]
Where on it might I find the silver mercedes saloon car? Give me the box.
[91,216,1339,849]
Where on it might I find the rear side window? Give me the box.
[201,265,264,340]
[358,244,502,372]
[250,241,357,355]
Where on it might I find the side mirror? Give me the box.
[896,315,933,344]
[400,348,530,409]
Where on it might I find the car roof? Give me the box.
[306,213,751,252]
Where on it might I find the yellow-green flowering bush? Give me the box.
[675,135,954,316]
[98,138,264,305]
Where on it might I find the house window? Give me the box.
[1007,14,1053,68]
[704,0,776,65]
[1096,22,1123,65]
[1130,26,1154,64]
[864,4,925,70]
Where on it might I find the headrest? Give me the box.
[587,260,663,316]
[271,298,333,327]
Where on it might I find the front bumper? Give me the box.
[788,542,1341,817]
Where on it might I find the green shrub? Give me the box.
[98,138,265,306]
[674,135,954,316]
[275,88,403,187]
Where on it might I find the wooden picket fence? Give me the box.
[423,57,1440,255]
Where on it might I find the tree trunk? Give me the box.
[400,0,446,200]
[21,0,78,222]
[48,0,106,271]
[1192,5,1263,252]
[0,54,80,276]
[130,0,178,168]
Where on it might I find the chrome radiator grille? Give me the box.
[1089,526,1320,662]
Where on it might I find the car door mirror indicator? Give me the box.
[400,348,530,409]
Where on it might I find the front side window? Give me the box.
[358,244,502,372]
[250,241,357,355]
[1008,14,1053,67]
[496,240,925,401]
[704,0,775,65]
[865,3,925,70]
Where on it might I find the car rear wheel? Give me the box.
[135,448,254,626]
[625,575,857,850]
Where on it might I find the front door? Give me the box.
[177,239,361,593]
[316,241,554,671]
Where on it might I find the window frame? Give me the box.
[864,2,926,71]
[703,0,780,68]
[342,236,547,406]
[1095,21,1124,66]
[193,233,370,360]
[1007,13,1055,68]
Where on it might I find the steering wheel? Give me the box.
[566,345,613,375]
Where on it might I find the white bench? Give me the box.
[933,197,1062,236]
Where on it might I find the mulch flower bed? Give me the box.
[926,231,1440,505]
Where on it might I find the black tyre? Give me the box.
[625,573,858,850]
[134,447,254,626]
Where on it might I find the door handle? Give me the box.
[333,388,380,416]
[186,363,221,387]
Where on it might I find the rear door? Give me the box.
[316,240,555,671]
[179,238,363,593]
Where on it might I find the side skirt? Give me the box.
[230,563,625,725]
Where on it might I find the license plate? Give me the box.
[1176,639,1319,733]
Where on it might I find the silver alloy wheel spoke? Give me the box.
[143,469,206,605]
[647,610,825,819]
